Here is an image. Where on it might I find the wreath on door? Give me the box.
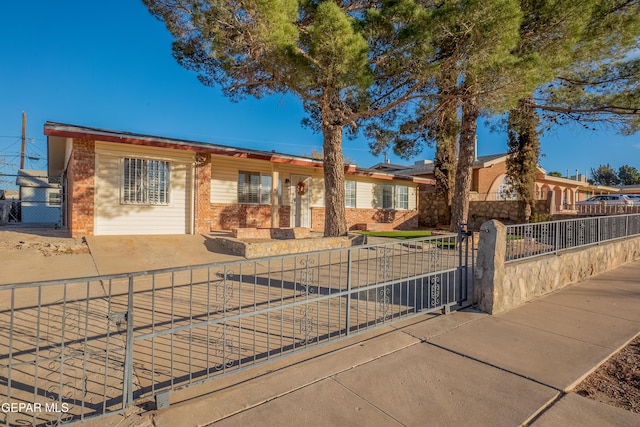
[296,181,308,195]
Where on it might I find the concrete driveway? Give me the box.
[85,234,243,275]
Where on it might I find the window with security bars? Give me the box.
[238,171,272,204]
[122,158,170,205]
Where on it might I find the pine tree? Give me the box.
[143,0,434,236]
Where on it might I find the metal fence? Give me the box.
[505,213,640,262]
[1,232,474,426]
[0,200,63,227]
[576,204,640,215]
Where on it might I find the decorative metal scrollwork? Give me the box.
[566,222,574,248]
[296,258,316,296]
[379,286,391,321]
[578,221,586,246]
[212,325,235,370]
[428,244,442,272]
[299,306,316,344]
[377,247,393,280]
[212,270,235,313]
[430,275,441,307]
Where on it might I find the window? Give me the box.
[496,177,517,200]
[238,171,272,204]
[381,184,409,210]
[382,184,394,209]
[395,185,408,210]
[47,189,62,207]
[123,158,170,205]
[345,180,356,208]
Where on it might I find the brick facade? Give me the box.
[194,154,212,234]
[67,138,95,237]
[210,204,291,230]
[311,207,419,231]
[476,161,507,195]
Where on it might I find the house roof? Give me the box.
[15,169,59,188]
[0,189,19,200]
[45,122,434,185]
[369,162,412,172]
[381,153,510,176]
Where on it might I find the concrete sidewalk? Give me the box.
[140,260,640,427]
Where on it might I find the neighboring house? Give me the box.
[0,189,19,200]
[15,169,62,224]
[380,153,618,212]
[619,185,640,195]
[45,122,432,237]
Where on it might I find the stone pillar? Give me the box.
[474,220,507,314]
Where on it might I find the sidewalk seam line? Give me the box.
[423,340,562,393]
[494,317,621,351]
[330,377,407,427]
[539,299,640,323]
[199,340,422,426]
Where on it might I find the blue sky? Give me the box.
[1,1,638,188]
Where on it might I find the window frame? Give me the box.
[395,185,409,210]
[345,180,356,208]
[238,171,273,205]
[121,157,171,205]
[381,184,409,210]
[46,188,62,207]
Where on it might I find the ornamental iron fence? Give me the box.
[1,229,474,426]
[505,213,640,262]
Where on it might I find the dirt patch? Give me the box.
[573,335,640,414]
[0,229,88,256]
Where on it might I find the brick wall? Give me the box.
[194,154,212,234]
[67,138,95,237]
[311,207,418,231]
[210,204,291,230]
[476,162,507,195]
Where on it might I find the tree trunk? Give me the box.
[322,123,348,237]
[450,94,479,232]
[434,61,459,222]
[506,95,540,224]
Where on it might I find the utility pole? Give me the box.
[20,111,26,170]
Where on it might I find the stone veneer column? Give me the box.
[474,219,507,314]
[68,139,95,237]
[194,154,212,234]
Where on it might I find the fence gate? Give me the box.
[0,277,136,426]
[2,230,474,426]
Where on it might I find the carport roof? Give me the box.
[16,169,60,188]
[44,122,433,185]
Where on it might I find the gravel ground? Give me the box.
[0,227,88,256]
[574,334,640,414]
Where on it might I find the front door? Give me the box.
[290,175,311,228]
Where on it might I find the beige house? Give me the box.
[45,122,431,237]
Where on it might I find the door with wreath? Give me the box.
[290,175,311,228]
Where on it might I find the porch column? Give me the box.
[271,170,279,228]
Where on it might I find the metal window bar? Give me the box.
[505,213,640,262]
